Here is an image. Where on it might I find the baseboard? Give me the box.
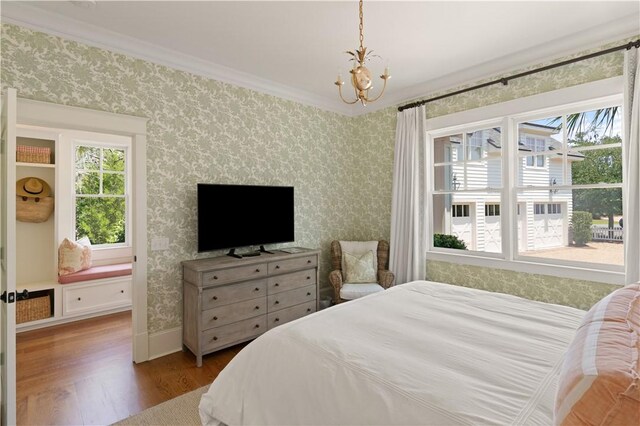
[148,326,183,360]
[133,330,149,363]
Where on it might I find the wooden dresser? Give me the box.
[182,248,320,366]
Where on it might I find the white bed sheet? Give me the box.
[200,281,585,425]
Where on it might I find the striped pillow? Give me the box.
[554,284,640,426]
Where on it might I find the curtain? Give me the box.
[389,106,427,284]
[624,47,640,285]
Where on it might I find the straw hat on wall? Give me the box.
[16,177,51,200]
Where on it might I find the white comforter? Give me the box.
[200,281,585,425]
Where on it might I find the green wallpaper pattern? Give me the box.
[2,22,635,334]
[1,23,366,333]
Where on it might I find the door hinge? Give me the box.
[134,255,137,262]
[0,291,15,304]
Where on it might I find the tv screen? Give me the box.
[197,184,294,253]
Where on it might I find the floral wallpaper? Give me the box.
[1,23,370,333]
[426,261,617,310]
[2,22,636,335]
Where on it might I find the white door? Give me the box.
[451,204,474,250]
[484,204,501,253]
[533,203,564,249]
[1,88,17,425]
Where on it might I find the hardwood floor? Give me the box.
[16,311,244,425]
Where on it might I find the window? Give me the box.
[428,93,624,275]
[74,144,129,246]
[521,136,546,167]
[548,203,562,214]
[452,204,470,217]
[485,204,500,216]
[432,127,502,253]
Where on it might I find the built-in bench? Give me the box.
[58,263,132,284]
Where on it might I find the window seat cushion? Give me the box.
[58,263,132,284]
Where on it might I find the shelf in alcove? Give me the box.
[16,162,55,168]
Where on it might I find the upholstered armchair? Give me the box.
[329,240,395,304]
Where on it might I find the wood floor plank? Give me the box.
[17,311,246,425]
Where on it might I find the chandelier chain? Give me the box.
[358,0,364,50]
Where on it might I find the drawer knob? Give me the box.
[275,300,280,305]
[212,336,218,341]
[212,296,218,301]
[254,287,260,291]
[307,308,311,312]
[255,306,260,310]
[255,268,260,272]
[213,316,218,321]
[274,283,279,287]
[77,297,81,301]
[275,265,280,269]
[254,324,260,329]
[307,276,311,280]
[307,292,311,296]
[120,290,124,293]
[213,276,218,280]
[275,318,280,322]
[307,260,311,264]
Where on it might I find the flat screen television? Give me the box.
[197,183,294,256]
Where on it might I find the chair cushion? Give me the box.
[339,241,378,273]
[554,284,640,425]
[58,263,132,284]
[340,283,384,300]
[344,251,377,283]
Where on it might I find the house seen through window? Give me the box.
[75,144,128,246]
[430,102,623,269]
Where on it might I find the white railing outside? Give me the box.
[591,225,623,241]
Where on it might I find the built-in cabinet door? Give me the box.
[1,87,18,425]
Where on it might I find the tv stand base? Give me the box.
[226,249,243,259]
[259,245,274,254]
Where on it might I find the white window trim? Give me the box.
[425,77,626,285]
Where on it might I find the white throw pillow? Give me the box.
[58,237,92,276]
[339,241,378,273]
[343,250,377,283]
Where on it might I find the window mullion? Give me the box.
[503,116,516,261]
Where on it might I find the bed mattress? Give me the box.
[200,281,586,425]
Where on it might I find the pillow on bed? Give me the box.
[58,237,92,276]
[343,250,377,283]
[554,284,640,426]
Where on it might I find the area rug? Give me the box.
[113,385,208,425]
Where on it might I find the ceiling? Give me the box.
[2,1,639,116]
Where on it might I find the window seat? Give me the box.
[58,263,132,284]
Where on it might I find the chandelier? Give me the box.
[335,0,390,106]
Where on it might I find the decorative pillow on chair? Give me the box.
[58,237,92,276]
[343,250,377,283]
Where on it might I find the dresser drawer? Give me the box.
[202,297,266,330]
[268,285,316,312]
[63,277,131,316]
[267,269,316,294]
[268,255,317,274]
[203,263,267,286]
[202,315,266,352]
[267,300,316,330]
[203,279,266,310]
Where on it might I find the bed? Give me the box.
[199,281,590,425]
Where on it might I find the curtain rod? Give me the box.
[397,39,640,112]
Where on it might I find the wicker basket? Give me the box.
[16,145,52,164]
[16,291,53,324]
[16,196,54,223]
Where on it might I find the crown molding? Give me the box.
[352,14,640,116]
[0,2,354,117]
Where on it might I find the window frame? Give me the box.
[425,77,626,285]
[72,138,132,249]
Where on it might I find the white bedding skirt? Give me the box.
[200,281,585,425]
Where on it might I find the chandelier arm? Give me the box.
[337,84,360,105]
[363,77,389,104]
